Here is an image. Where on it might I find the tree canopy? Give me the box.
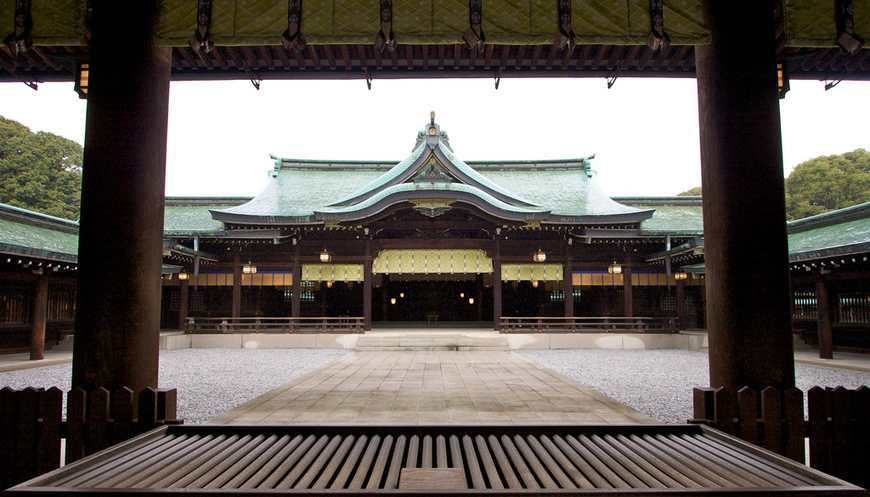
[674,149,870,221]
[0,116,83,220]
[785,149,870,220]
[678,186,702,196]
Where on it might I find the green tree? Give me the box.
[678,186,702,196]
[785,149,870,220]
[0,116,83,220]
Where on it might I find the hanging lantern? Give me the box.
[177,272,189,280]
[326,280,333,288]
[390,297,397,305]
[532,280,539,288]
[320,250,332,263]
[469,298,474,304]
[533,250,546,263]
[242,262,257,274]
[674,271,688,280]
[607,263,622,275]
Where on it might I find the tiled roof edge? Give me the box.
[0,203,79,234]
[787,202,870,234]
[612,196,703,206]
[165,197,252,206]
[0,242,78,262]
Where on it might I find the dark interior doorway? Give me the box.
[373,275,492,323]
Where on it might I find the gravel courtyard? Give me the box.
[1,348,868,425]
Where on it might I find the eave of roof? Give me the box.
[0,204,79,259]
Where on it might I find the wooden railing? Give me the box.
[691,385,870,489]
[0,386,179,491]
[185,316,364,334]
[500,316,678,333]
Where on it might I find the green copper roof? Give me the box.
[165,197,250,234]
[213,121,653,225]
[0,204,79,261]
[614,197,704,234]
[787,202,870,260]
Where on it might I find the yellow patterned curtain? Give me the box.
[301,264,364,282]
[500,263,563,282]
[373,249,492,275]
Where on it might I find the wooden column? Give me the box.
[292,244,301,318]
[363,241,372,331]
[623,265,633,318]
[178,277,189,331]
[816,276,833,359]
[381,276,390,321]
[30,277,49,360]
[232,252,241,319]
[564,249,574,319]
[476,274,484,321]
[72,0,171,394]
[696,0,795,392]
[492,240,502,331]
[676,277,687,329]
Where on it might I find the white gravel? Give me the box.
[0,349,349,425]
[518,349,870,424]
[2,348,868,426]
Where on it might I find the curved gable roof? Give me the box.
[211,120,654,226]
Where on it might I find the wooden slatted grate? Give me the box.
[8,424,866,495]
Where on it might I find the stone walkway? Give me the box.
[208,350,657,426]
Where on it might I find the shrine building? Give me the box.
[158,117,706,333]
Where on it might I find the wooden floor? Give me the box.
[208,351,657,426]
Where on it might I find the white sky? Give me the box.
[0,77,867,198]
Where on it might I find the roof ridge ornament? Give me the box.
[414,114,453,152]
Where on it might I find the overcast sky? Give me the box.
[0,77,867,198]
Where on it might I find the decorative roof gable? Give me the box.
[212,117,654,226]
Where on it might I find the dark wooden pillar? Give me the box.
[564,252,574,319]
[363,242,372,331]
[816,276,833,359]
[72,0,171,394]
[492,241,502,331]
[178,277,189,331]
[476,274,484,321]
[381,276,390,321]
[232,253,241,319]
[676,277,687,329]
[30,277,49,360]
[696,0,795,392]
[292,244,301,318]
[623,265,633,318]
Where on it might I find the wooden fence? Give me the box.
[691,385,870,489]
[0,386,179,491]
[500,316,678,333]
[186,316,364,333]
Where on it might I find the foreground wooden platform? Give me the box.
[7,424,866,496]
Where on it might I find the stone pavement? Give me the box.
[207,350,658,426]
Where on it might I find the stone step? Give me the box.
[355,334,510,351]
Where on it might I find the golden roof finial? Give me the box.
[430,111,435,124]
